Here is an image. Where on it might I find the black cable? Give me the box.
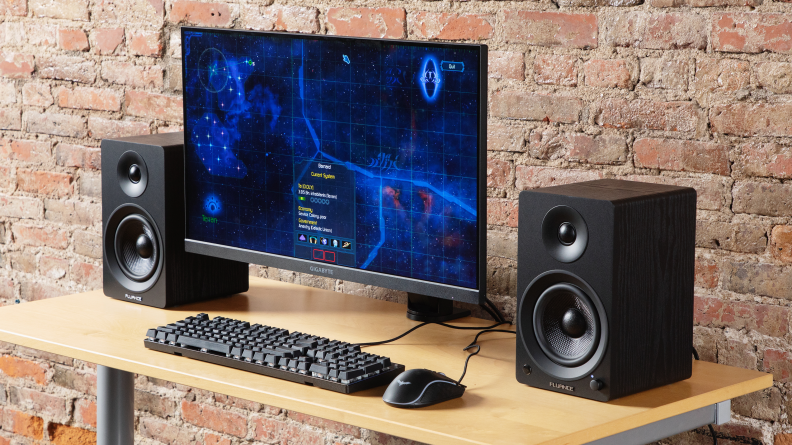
[468,329,517,347]
[692,347,717,445]
[484,297,508,324]
[456,344,480,385]
[480,303,501,323]
[354,321,507,347]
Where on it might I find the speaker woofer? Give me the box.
[104,204,163,293]
[518,270,608,381]
[117,150,148,197]
[542,205,588,263]
[534,283,600,367]
[115,214,159,282]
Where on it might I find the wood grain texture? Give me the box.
[0,277,771,445]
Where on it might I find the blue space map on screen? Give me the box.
[183,29,481,289]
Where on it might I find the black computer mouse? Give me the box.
[382,369,466,408]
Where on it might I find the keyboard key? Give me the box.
[177,336,232,355]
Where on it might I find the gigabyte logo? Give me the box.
[396,380,411,386]
[125,294,142,302]
[549,382,574,392]
[310,266,333,275]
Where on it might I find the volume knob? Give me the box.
[590,379,604,391]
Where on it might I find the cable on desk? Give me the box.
[455,329,517,385]
[354,321,508,347]
[693,346,717,445]
[482,297,508,324]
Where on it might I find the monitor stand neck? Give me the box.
[406,293,471,323]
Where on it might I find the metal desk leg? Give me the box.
[97,365,135,445]
[586,400,731,445]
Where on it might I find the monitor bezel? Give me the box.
[181,26,487,305]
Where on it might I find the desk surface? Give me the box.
[0,277,771,445]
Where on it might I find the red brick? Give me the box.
[158,125,183,134]
[487,123,525,152]
[12,224,69,249]
[1,139,51,163]
[653,0,761,6]
[71,262,102,289]
[2,408,43,439]
[55,143,101,170]
[88,116,151,140]
[252,416,323,445]
[584,59,634,89]
[241,5,319,34]
[559,0,642,5]
[0,0,26,16]
[763,348,792,382]
[0,356,47,385]
[634,138,729,175]
[127,30,162,56]
[45,198,100,226]
[169,1,233,27]
[181,400,247,437]
[639,58,688,90]
[712,103,792,137]
[566,134,627,165]
[52,366,96,395]
[602,12,707,50]
[0,107,20,130]
[17,169,73,198]
[695,296,789,338]
[503,11,597,49]
[75,399,96,428]
[713,13,792,54]
[0,435,8,445]
[695,257,719,289]
[0,53,33,78]
[0,81,15,105]
[487,198,518,228]
[9,387,69,421]
[0,278,14,300]
[22,82,53,107]
[771,226,792,263]
[21,281,69,301]
[516,166,603,190]
[409,12,494,41]
[0,195,42,219]
[30,0,88,21]
[38,56,96,83]
[528,128,566,160]
[695,58,750,93]
[125,90,183,122]
[26,23,57,47]
[594,99,700,132]
[697,220,766,254]
[135,390,178,418]
[779,434,792,445]
[287,412,361,438]
[755,62,792,94]
[205,433,231,445]
[47,423,96,445]
[93,28,124,55]
[734,182,792,217]
[58,29,89,51]
[102,61,163,89]
[738,142,792,179]
[491,90,583,123]
[487,158,513,188]
[40,255,68,279]
[489,51,524,81]
[73,230,102,258]
[327,8,406,39]
[58,86,120,112]
[534,55,577,87]
[723,260,792,300]
[139,416,198,444]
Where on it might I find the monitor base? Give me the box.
[406,293,471,323]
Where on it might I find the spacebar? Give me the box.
[177,336,231,355]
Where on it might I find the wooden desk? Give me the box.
[0,277,771,445]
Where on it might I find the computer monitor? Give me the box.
[181,27,488,321]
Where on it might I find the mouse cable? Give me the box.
[692,347,717,445]
[456,329,517,385]
[354,321,509,347]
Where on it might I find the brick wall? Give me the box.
[0,0,790,443]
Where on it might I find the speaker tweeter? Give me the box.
[541,205,587,263]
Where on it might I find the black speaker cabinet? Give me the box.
[516,179,696,401]
[101,132,249,308]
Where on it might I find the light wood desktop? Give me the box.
[0,277,771,445]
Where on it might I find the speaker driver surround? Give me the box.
[104,204,163,293]
[117,151,148,197]
[542,206,588,263]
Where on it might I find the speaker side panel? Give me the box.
[609,188,696,399]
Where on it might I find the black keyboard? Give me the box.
[144,313,405,394]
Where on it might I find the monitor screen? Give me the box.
[182,28,485,295]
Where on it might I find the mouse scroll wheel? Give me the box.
[438,372,446,376]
